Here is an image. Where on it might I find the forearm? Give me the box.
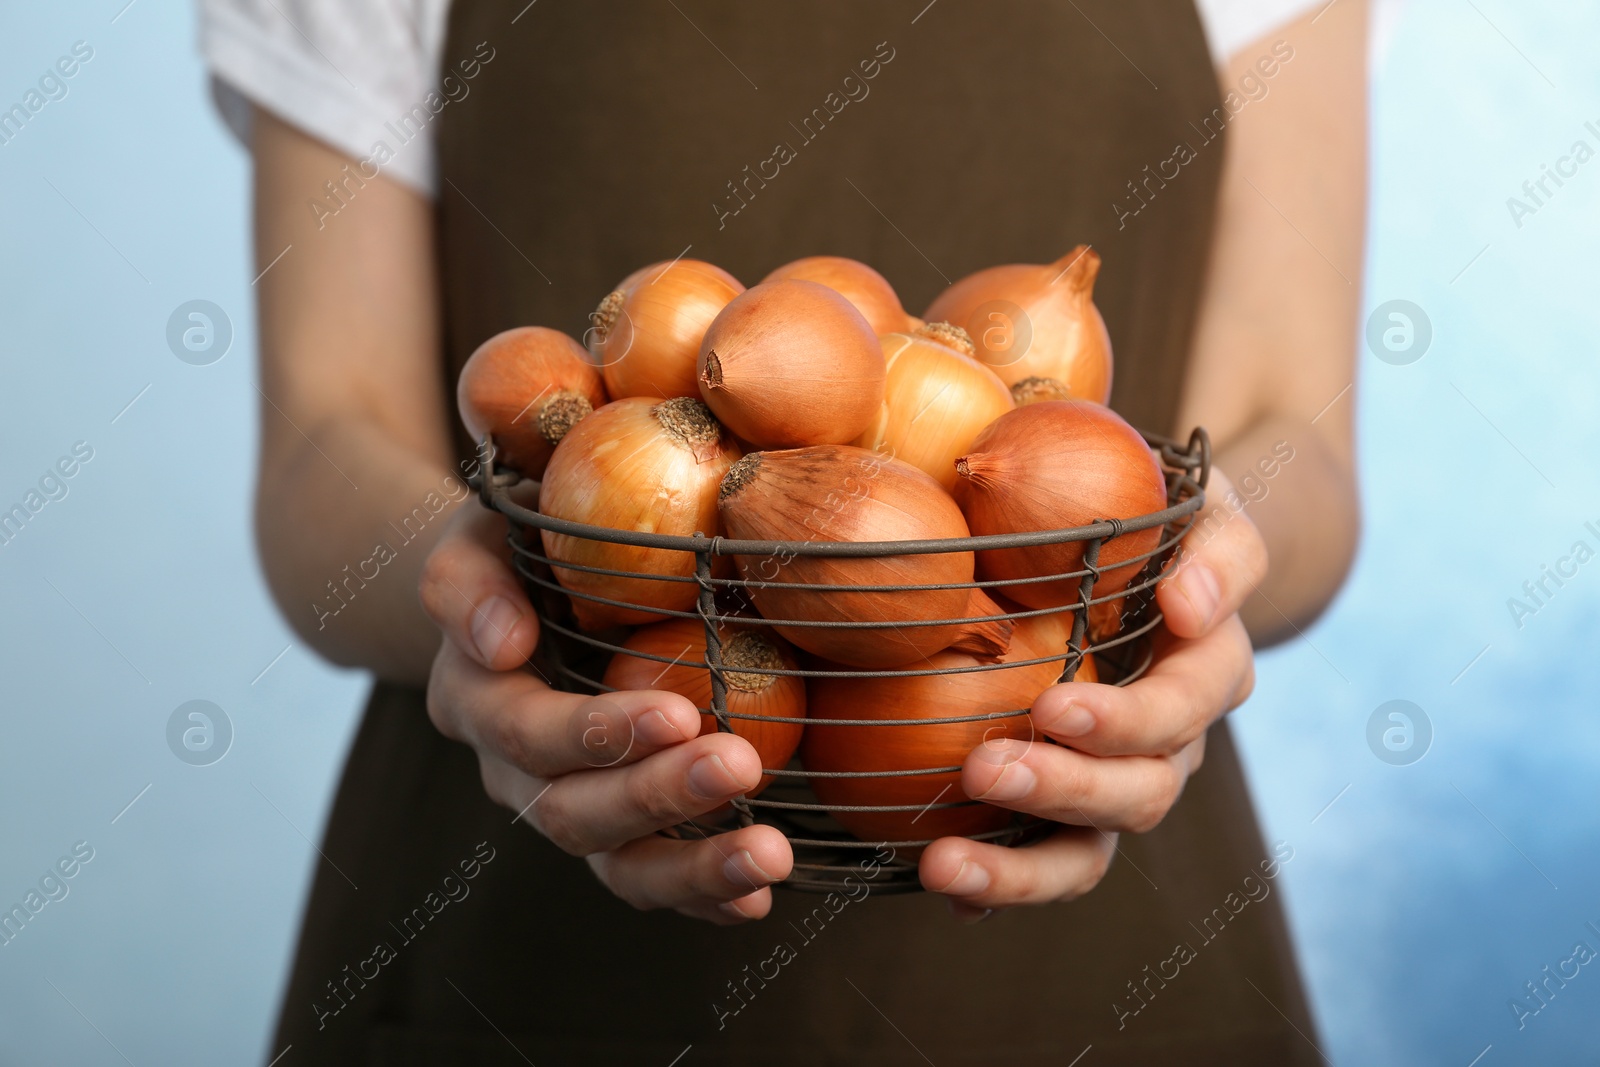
[1211,415,1358,647]
[250,107,458,685]
[1178,0,1367,647]
[256,415,464,685]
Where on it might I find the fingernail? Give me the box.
[722,848,777,887]
[1048,700,1095,738]
[937,860,991,897]
[688,754,744,799]
[717,899,753,920]
[637,709,690,746]
[976,760,1036,803]
[1176,562,1221,629]
[471,595,521,664]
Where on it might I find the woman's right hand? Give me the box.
[418,500,793,924]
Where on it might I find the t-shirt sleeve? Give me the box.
[196,0,450,196]
[1193,0,1328,64]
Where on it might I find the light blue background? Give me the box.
[0,2,1596,1064]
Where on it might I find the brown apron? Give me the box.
[270,3,1320,1063]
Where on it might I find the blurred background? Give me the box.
[1,2,1596,1064]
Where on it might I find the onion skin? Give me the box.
[601,617,805,797]
[456,327,607,477]
[539,397,740,630]
[923,245,1113,403]
[717,445,1010,668]
[855,325,1014,491]
[761,256,917,336]
[801,615,1098,847]
[954,401,1167,610]
[590,260,744,401]
[697,280,886,449]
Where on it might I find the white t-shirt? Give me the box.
[197,0,1327,197]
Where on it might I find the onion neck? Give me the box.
[1050,245,1101,295]
[700,349,724,390]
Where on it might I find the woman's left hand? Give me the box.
[921,468,1269,920]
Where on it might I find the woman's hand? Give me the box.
[419,501,794,924]
[922,468,1268,920]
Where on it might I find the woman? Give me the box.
[206,0,1365,1060]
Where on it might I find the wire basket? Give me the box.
[473,426,1210,893]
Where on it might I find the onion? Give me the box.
[923,245,1113,403]
[717,445,1011,668]
[761,256,916,336]
[589,259,744,401]
[601,617,805,797]
[539,397,740,630]
[456,327,607,477]
[801,614,1098,846]
[697,280,886,448]
[855,323,1013,491]
[953,400,1167,610]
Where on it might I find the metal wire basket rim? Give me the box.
[505,519,1190,591]
[497,482,1202,557]
[479,433,1204,557]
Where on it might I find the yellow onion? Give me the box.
[456,327,607,477]
[761,256,917,336]
[589,259,744,401]
[802,614,1098,847]
[697,280,886,448]
[924,245,1113,403]
[953,401,1167,610]
[602,617,805,796]
[855,323,1014,491]
[539,397,740,630]
[717,444,1011,668]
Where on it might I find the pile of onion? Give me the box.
[801,613,1097,847]
[717,444,1010,668]
[953,401,1167,610]
[458,247,1175,856]
[697,279,886,449]
[924,244,1113,405]
[602,617,805,796]
[588,259,744,401]
[538,397,740,630]
[855,322,1014,491]
[456,327,607,477]
[762,256,919,336]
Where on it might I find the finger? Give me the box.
[1158,467,1269,639]
[1031,614,1254,757]
[526,728,766,855]
[429,642,704,776]
[920,826,1116,909]
[418,504,539,670]
[961,736,1200,833]
[588,824,793,923]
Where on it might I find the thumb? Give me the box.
[419,498,540,670]
[1157,466,1269,640]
